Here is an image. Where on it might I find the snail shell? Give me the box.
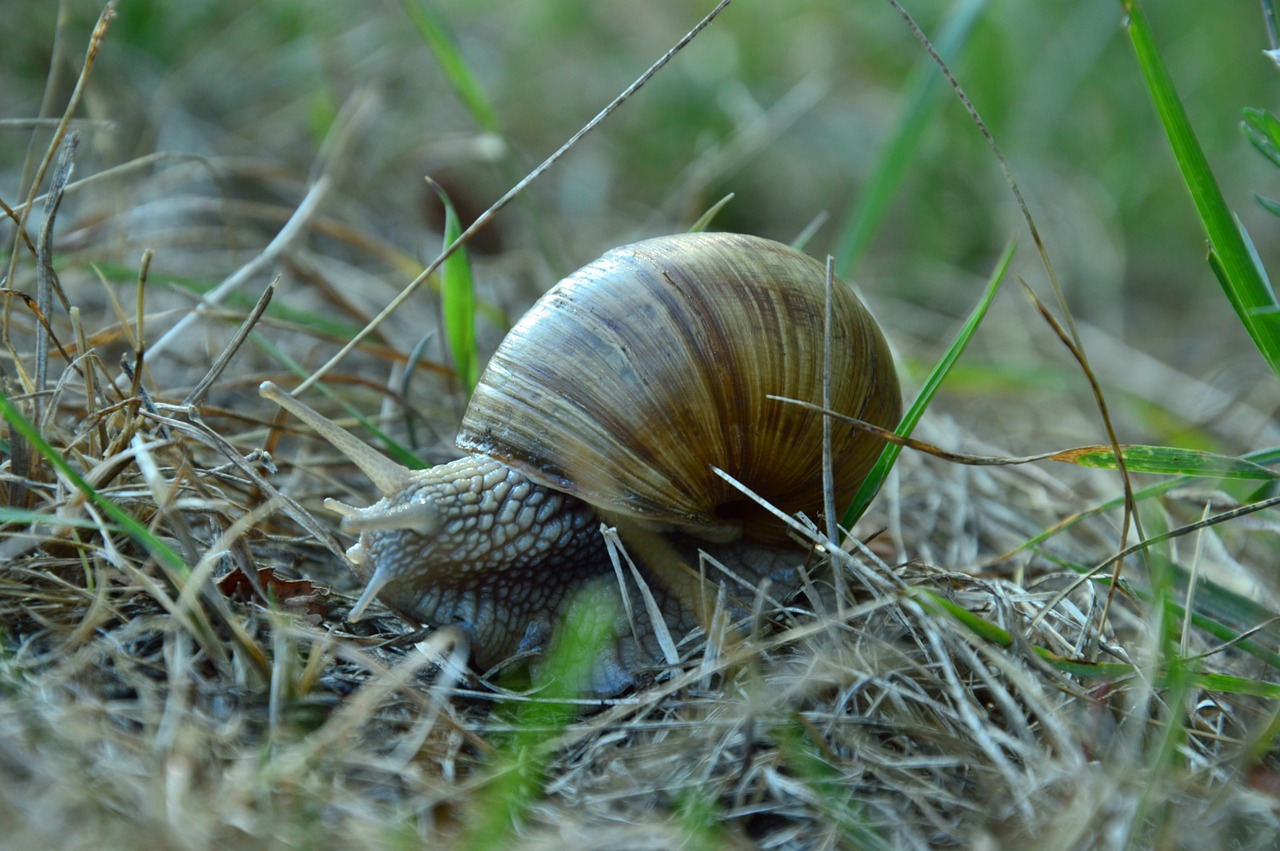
[262,232,901,693]
[460,232,900,542]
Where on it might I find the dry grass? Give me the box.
[3,345,1277,848]
[4,3,1280,849]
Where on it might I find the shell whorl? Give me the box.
[457,232,902,542]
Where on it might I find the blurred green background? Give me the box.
[4,0,1277,447]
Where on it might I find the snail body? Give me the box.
[264,232,901,694]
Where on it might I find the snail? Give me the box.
[261,232,901,694]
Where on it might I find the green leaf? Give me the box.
[400,0,500,133]
[1242,107,1280,170]
[834,0,987,278]
[1122,0,1280,380]
[1255,194,1280,218]
[432,181,480,395]
[1050,444,1280,479]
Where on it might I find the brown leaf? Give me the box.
[217,566,330,617]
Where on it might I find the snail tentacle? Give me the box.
[329,491,443,536]
[259,381,414,496]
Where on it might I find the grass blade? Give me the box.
[1049,444,1280,479]
[1122,0,1280,379]
[400,0,500,133]
[1242,107,1280,170]
[997,446,1280,560]
[460,590,619,849]
[834,0,987,278]
[0,388,189,579]
[432,180,480,395]
[843,238,1015,525]
[914,586,1280,692]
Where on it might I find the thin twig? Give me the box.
[821,254,844,610]
[5,3,115,295]
[183,280,277,408]
[146,176,331,360]
[34,133,77,411]
[1026,491,1280,634]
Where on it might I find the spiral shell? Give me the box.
[457,232,901,541]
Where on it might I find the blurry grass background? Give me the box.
[7,0,1278,447]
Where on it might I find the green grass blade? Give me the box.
[0,388,190,580]
[1034,548,1280,672]
[673,787,728,849]
[1051,444,1280,479]
[400,0,500,133]
[1242,107,1280,170]
[1170,577,1280,672]
[433,181,480,395]
[460,589,618,850]
[1146,567,1280,673]
[1255,195,1280,218]
[771,718,892,850]
[834,0,987,278]
[687,193,735,233]
[92,262,369,341]
[913,586,1280,692]
[0,385,255,674]
[1001,446,1280,558]
[843,238,1014,525]
[1123,0,1280,379]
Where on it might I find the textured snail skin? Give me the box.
[350,457,608,667]
[279,232,901,696]
[348,455,804,694]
